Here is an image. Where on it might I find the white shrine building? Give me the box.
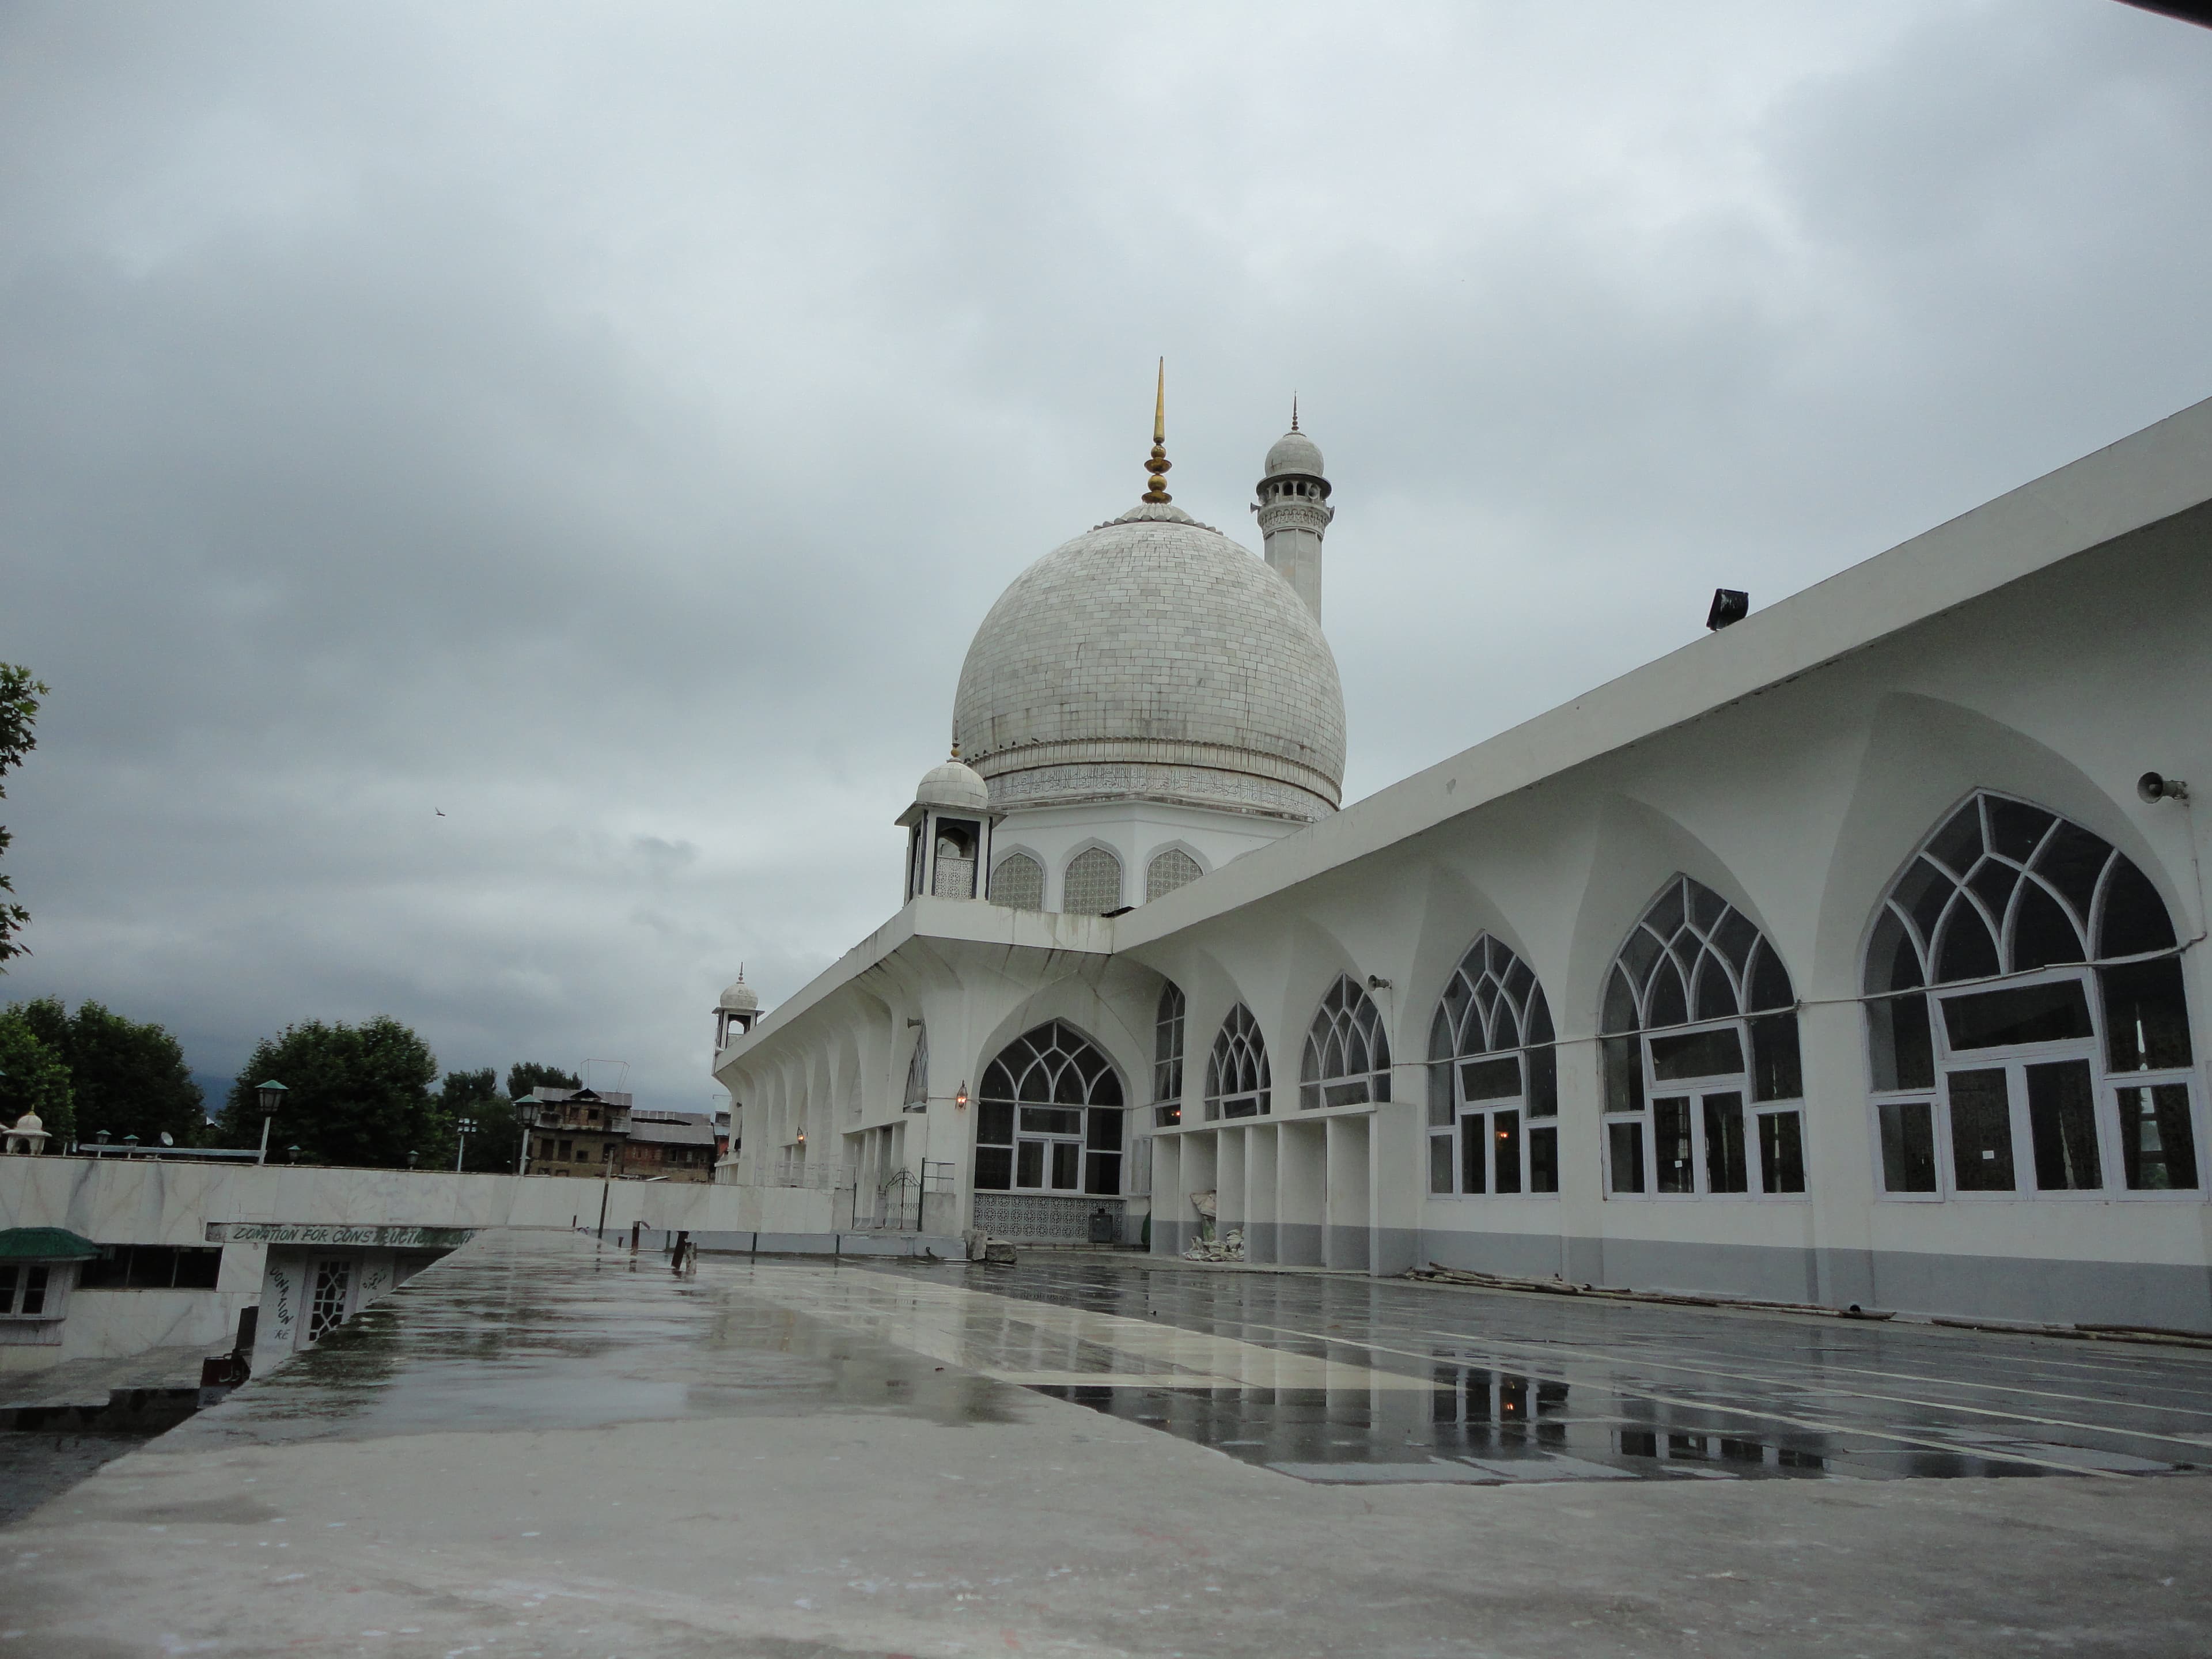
[711,385,2212,1332]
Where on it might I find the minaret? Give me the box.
[1253,398,1332,623]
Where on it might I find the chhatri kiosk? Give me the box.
[712,380,2212,1332]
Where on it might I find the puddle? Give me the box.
[935,1257,2208,1486]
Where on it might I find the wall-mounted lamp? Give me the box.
[955,1081,969,1109]
[1706,588,1749,630]
[1366,975,1392,991]
[2139,771,2190,804]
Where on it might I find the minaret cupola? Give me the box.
[897,746,1001,903]
[1254,399,1333,622]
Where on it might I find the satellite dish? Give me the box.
[160,1132,174,1146]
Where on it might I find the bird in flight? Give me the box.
[435,808,446,817]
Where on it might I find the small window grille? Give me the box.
[1145,848,1202,902]
[1062,847,1123,915]
[988,852,1044,911]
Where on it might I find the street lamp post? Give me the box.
[514,1096,541,1176]
[455,1116,477,1173]
[254,1081,287,1166]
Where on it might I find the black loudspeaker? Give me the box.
[1706,589,1750,631]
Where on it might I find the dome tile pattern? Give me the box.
[953,505,1346,820]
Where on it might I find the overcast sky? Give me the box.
[2,1,2208,1113]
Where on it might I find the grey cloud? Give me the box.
[1,0,2206,1108]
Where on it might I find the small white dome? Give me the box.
[718,978,759,1012]
[1263,429,1324,479]
[912,755,992,813]
[9,1110,44,1133]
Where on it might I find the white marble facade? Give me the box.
[717,396,2212,1333]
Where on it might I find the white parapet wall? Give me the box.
[0,1156,807,1372]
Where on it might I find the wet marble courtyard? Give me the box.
[177,1234,2212,1487]
[12,1232,2212,1658]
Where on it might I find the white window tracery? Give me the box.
[1063,847,1123,915]
[1863,793,2199,1198]
[903,1027,928,1113]
[1601,877,1805,1200]
[988,851,1044,911]
[972,1021,1125,1196]
[1205,1004,1270,1120]
[1300,975,1392,1111]
[1152,983,1185,1127]
[1427,936,1559,1198]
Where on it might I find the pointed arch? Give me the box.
[1427,935,1559,1196]
[902,1026,929,1113]
[1298,973,1392,1111]
[1145,846,1205,902]
[972,1020,1126,1196]
[1152,981,1186,1126]
[1062,845,1124,914]
[1600,876,1805,1200]
[1205,1004,1271,1120]
[1863,791,2198,1198]
[987,849,1045,910]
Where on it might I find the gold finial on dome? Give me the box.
[1142,357,1173,503]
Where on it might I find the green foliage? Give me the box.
[0,1006,73,1139]
[216,1016,442,1168]
[0,664,50,968]
[506,1060,579,1101]
[13,997,203,1147]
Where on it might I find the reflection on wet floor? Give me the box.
[165,1234,2212,1494]
[829,1256,2212,1486]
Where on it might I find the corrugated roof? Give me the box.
[626,1119,717,1147]
[0,1228,100,1261]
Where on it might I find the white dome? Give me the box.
[9,1110,43,1132]
[912,755,992,813]
[718,979,758,1012]
[952,503,1345,820]
[1264,429,1325,479]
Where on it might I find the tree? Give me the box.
[506,1061,579,1100]
[215,1016,442,1168]
[0,1006,72,1140]
[0,664,50,968]
[14,997,203,1147]
[440,1066,522,1173]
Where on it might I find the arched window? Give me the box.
[988,851,1044,910]
[1601,877,1805,1199]
[972,1021,1124,1195]
[902,1027,928,1113]
[1205,1004,1270,1120]
[1063,847,1123,914]
[1427,936,1559,1197]
[1865,793,2198,1196]
[1301,975,1392,1110]
[1152,983,1185,1127]
[1146,848,1203,902]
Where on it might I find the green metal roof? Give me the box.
[0,1228,100,1261]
